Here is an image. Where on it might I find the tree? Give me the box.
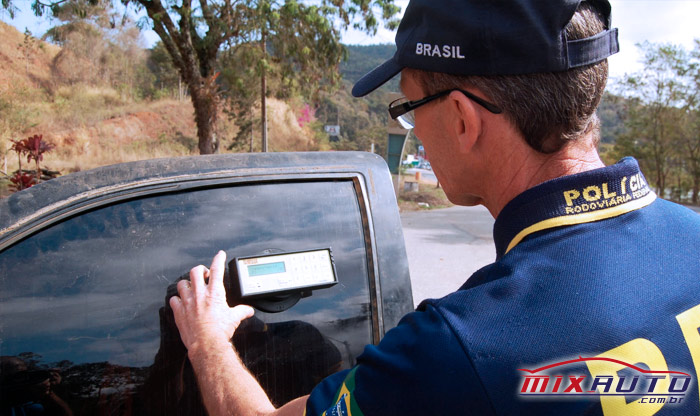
[615,42,692,198]
[220,42,261,151]
[17,28,41,76]
[44,1,153,99]
[147,41,185,100]
[682,109,700,204]
[44,3,111,85]
[682,40,700,204]
[127,0,400,154]
[4,0,400,154]
[220,0,372,152]
[597,92,627,146]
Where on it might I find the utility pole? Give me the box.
[261,29,269,153]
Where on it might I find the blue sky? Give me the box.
[3,0,700,81]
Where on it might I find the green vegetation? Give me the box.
[597,92,627,145]
[340,44,398,92]
[315,81,393,156]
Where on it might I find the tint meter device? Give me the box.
[228,248,338,313]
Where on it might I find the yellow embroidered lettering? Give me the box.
[602,183,617,199]
[630,175,639,192]
[583,186,602,202]
[564,190,580,206]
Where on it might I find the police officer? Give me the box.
[170,0,700,414]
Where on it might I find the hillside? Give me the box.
[0,21,60,91]
[1,21,319,181]
[340,44,399,92]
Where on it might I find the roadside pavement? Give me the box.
[400,205,496,307]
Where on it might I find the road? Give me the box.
[401,205,496,307]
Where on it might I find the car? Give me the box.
[0,151,413,415]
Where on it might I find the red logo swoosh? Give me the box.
[519,356,690,377]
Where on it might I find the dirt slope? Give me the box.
[0,20,59,91]
[1,21,318,175]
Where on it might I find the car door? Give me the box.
[0,152,412,415]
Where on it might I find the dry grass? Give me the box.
[51,85,136,126]
[0,21,60,92]
[265,99,317,152]
[3,95,321,178]
[39,98,201,173]
[0,22,321,195]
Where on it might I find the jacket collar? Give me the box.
[493,157,656,260]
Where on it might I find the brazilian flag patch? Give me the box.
[324,393,350,416]
[322,368,364,416]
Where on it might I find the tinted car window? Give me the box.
[0,180,372,414]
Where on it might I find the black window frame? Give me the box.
[1,152,413,339]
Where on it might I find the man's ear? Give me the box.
[448,90,483,154]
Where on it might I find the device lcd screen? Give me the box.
[248,262,286,277]
[236,249,336,297]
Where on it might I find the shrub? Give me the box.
[5,134,60,192]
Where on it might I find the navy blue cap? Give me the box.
[352,0,619,97]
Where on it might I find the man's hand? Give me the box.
[169,250,254,351]
[167,250,306,416]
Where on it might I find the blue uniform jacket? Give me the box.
[306,158,700,415]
